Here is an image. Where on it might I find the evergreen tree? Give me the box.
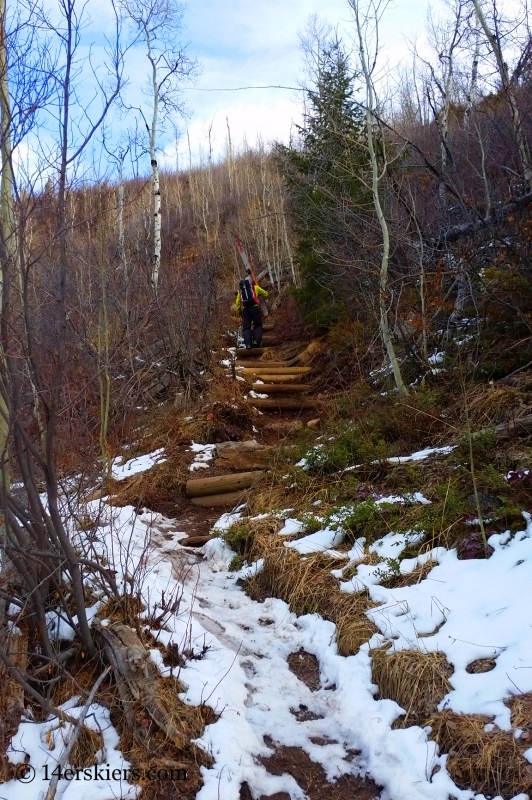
[278,37,370,328]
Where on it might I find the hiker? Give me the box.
[236,267,268,348]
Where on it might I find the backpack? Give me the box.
[239,277,258,308]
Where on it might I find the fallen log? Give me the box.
[475,414,532,442]
[186,470,264,498]
[253,383,311,393]
[92,619,187,749]
[190,490,249,507]
[248,398,316,411]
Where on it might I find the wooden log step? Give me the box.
[252,374,306,383]
[248,398,316,411]
[236,361,292,369]
[240,367,311,375]
[186,471,264,498]
[214,452,271,469]
[252,383,311,393]
[190,490,249,508]
[215,441,271,469]
[262,323,275,331]
[235,347,269,358]
[215,440,265,453]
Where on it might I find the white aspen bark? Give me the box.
[464,27,480,126]
[226,116,234,193]
[353,0,408,396]
[472,0,532,186]
[438,62,452,206]
[281,202,298,286]
[0,0,13,563]
[146,27,161,292]
[435,6,461,208]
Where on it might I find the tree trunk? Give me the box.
[472,0,532,187]
[352,0,409,396]
[0,0,16,633]
[147,29,161,291]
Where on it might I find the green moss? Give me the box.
[221,521,253,556]
[325,500,397,544]
[298,512,324,534]
[296,424,389,475]
[455,429,497,464]
[229,555,247,572]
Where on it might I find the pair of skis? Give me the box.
[236,236,268,317]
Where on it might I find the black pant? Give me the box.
[242,305,263,346]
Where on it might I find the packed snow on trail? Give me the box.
[3,446,532,800]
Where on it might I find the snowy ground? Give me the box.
[3,448,532,800]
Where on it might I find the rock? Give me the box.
[306,418,321,428]
[180,534,213,547]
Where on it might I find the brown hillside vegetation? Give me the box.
[5,2,532,797]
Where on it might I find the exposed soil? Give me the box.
[287,650,321,692]
[290,704,324,722]
[239,740,381,800]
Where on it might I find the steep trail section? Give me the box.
[151,519,475,800]
[185,317,318,512]
[157,535,382,800]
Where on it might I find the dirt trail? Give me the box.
[156,541,381,800]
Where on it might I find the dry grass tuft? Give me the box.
[98,595,146,628]
[52,661,112,709]
[380,560,437,589]
[371,649,452,727]
[247,518,285,561]
[508,692,532,733]
[467,384,529,426]
[246,548,378,655]
[334,596,379,656]
[118,677,215,799]
[110,450,189,512]
[69,725,104,769]
[428,710,532,798]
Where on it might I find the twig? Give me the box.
[44,666,111,800]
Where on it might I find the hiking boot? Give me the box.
[253,340,262,348]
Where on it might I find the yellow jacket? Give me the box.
[235,283,268,313]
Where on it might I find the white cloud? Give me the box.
[172,0,432,163]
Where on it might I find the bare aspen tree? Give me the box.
[120,0,197,292]
[472,0,532,186]
[350,0,409,396]
[424,1,465,206]
[0,0,126,671]
[0,0,14,520]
